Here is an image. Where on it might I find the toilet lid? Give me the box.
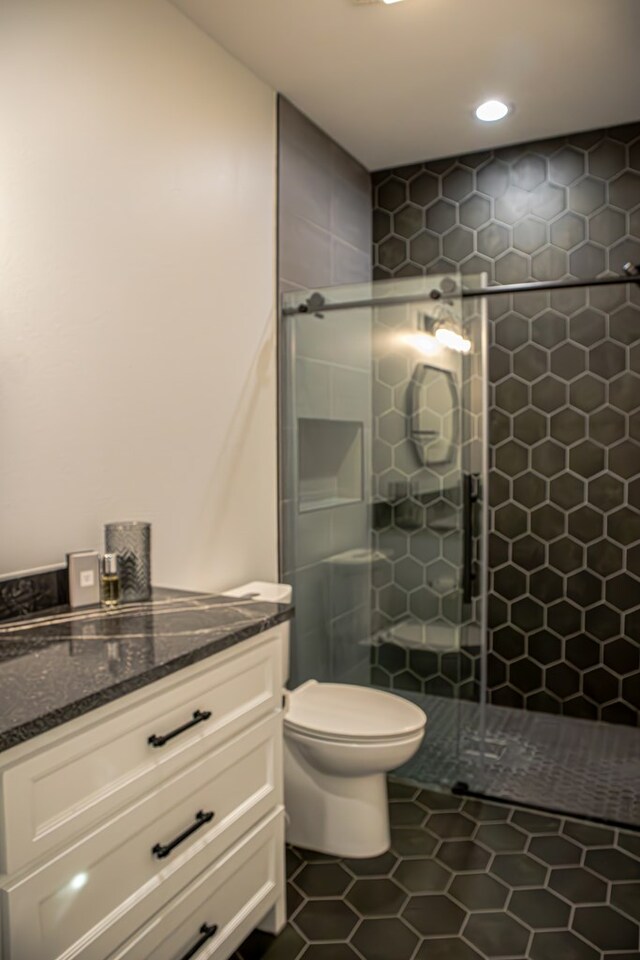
[285,682,427,741]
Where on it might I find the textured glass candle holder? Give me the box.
[104,521,151,603]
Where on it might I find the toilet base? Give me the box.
[284,738,390,858]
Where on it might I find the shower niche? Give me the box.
[297,417,364,512]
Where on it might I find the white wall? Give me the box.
[0,0,278,591]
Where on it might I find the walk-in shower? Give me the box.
[279,270,640,830]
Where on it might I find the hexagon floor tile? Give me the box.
[233,778,640,960]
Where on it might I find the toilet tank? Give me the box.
[222,581,293,684]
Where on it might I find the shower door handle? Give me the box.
[462,473,480,604]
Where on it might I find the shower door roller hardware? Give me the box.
[452,781,470,795]
[147,709,212,747]
[177,923,218,960]
[463,473,481,604]
[152,809,215,859]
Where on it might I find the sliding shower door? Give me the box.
[279,285,375,688]
[280,275,488,794]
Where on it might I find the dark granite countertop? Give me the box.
[0,588,293,753]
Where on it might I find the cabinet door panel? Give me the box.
[1,717,282,960]
[1,629,284,874]
[109,812,284,960]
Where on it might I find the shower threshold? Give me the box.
[392,691,640,830]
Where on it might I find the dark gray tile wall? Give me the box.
[279,98,371,292]
[278,98,373,687]
[372,124,640,725]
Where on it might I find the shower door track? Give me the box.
[450,781,640,834]
[282,266,640,315]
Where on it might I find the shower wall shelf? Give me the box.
[297,417,364,513]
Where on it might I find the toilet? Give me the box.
[223,581,427,859]
[284,680,426,858]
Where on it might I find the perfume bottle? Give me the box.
[101,553,120,609]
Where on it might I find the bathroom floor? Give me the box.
[233,780,640,960]
[395,694,640,829]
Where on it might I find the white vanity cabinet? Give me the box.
[0,624,289,960]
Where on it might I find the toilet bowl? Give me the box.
[284,680,427,858]
[222,581,428,859]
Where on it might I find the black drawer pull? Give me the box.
[152,809,214,859]
[178,923,218,960]
[148,710,211,748]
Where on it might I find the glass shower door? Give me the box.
[279,287,375,689]
[367,276,488,792]
[280,275,488,795]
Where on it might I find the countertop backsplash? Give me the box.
[0,566,69,622]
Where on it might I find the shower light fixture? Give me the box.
[419,309,471,354]
[435,327,471,353]
[475,99,509,122]
[404,328,471,356]
[403,332,438,356]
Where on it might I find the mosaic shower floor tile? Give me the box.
[395,693,640,828]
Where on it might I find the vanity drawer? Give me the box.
[1,716,282,960]
[109,810,285,960]
[0,629,284,875]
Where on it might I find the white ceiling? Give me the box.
[171,0,640,171]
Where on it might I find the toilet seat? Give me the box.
[284,681,427,744]
[285,724,424,749]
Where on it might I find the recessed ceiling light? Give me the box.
[475,99,510,122]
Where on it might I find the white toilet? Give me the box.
[223,581,427,859]
[284,680,426,858]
